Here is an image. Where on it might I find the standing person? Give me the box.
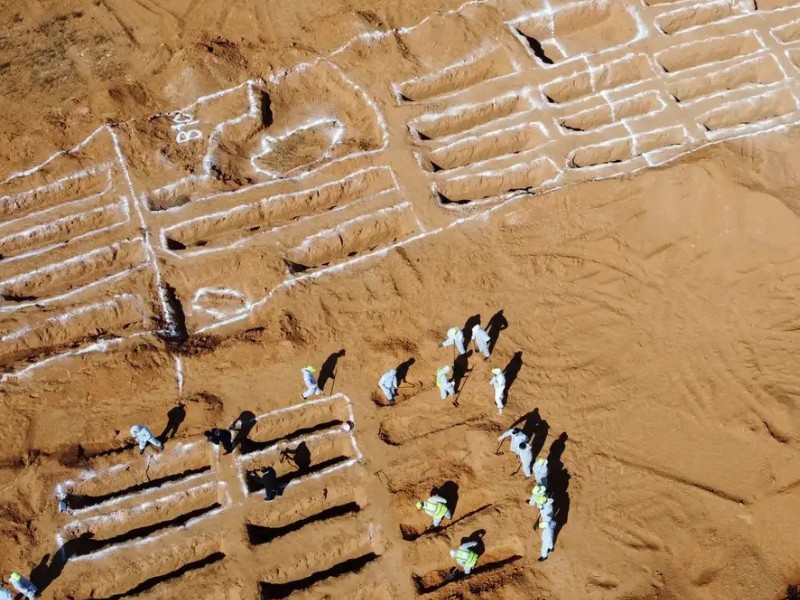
[9,573,37,599]
[436,366,456,400]
[300,366,322,399]
[258,467,285,502]
[537,509,556,561]
[0,585,13,600]
[497,427,529,454]
[490,368,506,413]
[439,327,466,355]
[56,487,71,513]
[130,425,163,455]
[533,457,548,488]
[471,324,492,359]
[516,441,534,478]
[529,484,550,511]
[378,369,398,404]
[416,495,451,528]
[449,540,480,575]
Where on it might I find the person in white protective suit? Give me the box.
[130,425,163,455]
[300,366,322,399]
[436,366,456,400]
[416,494,451,528]
[439,327,466,355]
[450,540,480,575]
[497,427,529,454]
[533,457,548,488]
[471,324,492,359]
[534,494,556,561]
[8,573,37,599]
[378,369,398,403]
[539,500,556,562]
[516,441,534,478]
[489,368,506,413]
[529,483,550,511]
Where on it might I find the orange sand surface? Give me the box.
[1,0,800,599]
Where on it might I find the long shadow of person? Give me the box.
[547,432,570,543]
[433,480,460,518]
[462,314,482,349]
[159,403,186,442]
[318,349,346,393]
[486,310,509,354]
[204,428,234,454]
[453,351,473,396]
[231,410,257,453]
[503,351,523,404]
[282,441,312,474]
[395,357,416,385]
[512,408,549,460]
[30,533,95,592]
[460,529,486,558]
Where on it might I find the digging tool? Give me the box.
[494,440,505,455]
[444,567,459,582]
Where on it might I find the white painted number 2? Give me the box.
[171,112,202,144]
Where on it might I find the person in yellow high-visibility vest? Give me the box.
[8,573,36,599]
[415,495,451,528]
[450,540,480,575]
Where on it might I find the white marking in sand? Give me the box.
[0,169,114,233]
[0,294,146,343]
[392,45,520,104]
[161,167,398,258]
[71,503,232,562]
[250,117,346,179]
[290,202,413,254]
[653,30,764,76]
[0,204,124,256]
[0,265,148,314]
[0,221,129,268]
[62,481,223,537]
[192,287,253,320]
[0,127,108,184]
[175,355,184,394]
[67,469,214,518]
[110,128,176,336]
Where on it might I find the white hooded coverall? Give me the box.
[533,458,549,488]
[539,513,556,559]
[436,367,455,400]
[379,369,398,402]
[441,328,466,355]
[516,443,534,478]
[420,495,451,527]
[490,371,506,411]
[301,367,322,399]
[472,325,492,358]
[130,425,162,453]
[9,574,37,600]
[497,428,529,453]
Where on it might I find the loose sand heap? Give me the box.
[1,0,800,598]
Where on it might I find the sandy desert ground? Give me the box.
[1,0,800,598]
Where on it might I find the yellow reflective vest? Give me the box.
[453,547,479,569]
[422,499,448,519]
